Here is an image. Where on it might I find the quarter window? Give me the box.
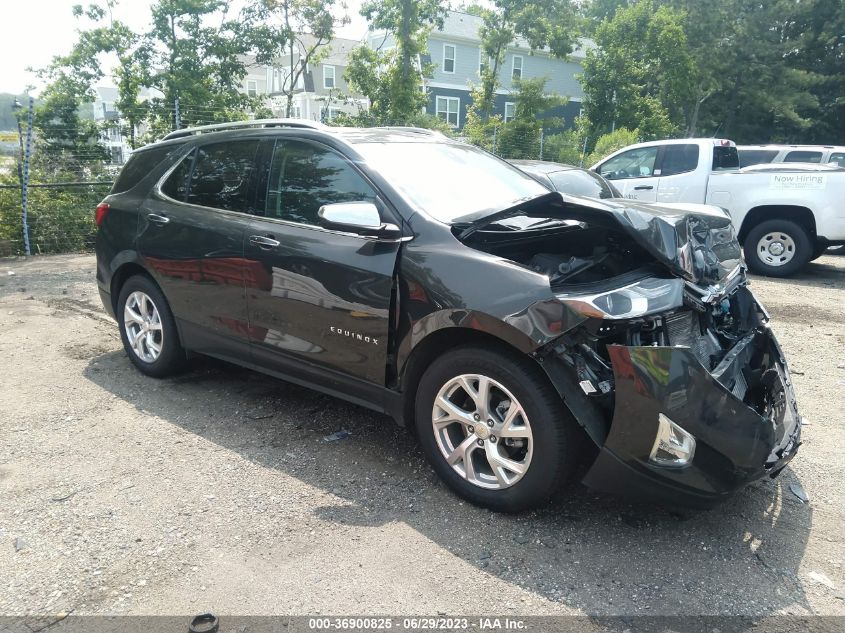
[112,145,177,194]
[443,44,456,73]
[504,102,515,123]
[323,65,336,89]
[598,147,659,180]
[512,55,523,80]
[265,140,377,226]
[435,96,460,127]
[184,141,261,212]
[784,150,822,163]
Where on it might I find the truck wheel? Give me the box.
[743,220,812,277]
[414,345,580,512]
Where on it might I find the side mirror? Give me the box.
[318,202,401,239]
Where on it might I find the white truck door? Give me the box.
[595,145,660,202]
[656,143,708,203]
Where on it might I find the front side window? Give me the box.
[784,150,822,163]
[829,152,845,167]
[512,55,523,80]
[443,44,456,73]
[504,102,515,123]
[265,140,377,226]
[323,65,336,89]
[184,141,260,212]
[659,144,699,176]
[436,96,460,127]
[598,147,659,179]
[549,169,618,199]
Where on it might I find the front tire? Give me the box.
[117,275,186,377]
[743,219,812,277]
[414,345,580,512]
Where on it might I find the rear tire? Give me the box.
[414,345,580,512]
[743,219,812,277]
[117,275,186,378]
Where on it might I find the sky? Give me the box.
[0,0,369,95]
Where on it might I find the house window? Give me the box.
[436,96,460,127]
[247,80,258,98]
[512,55,523,80]
[323,65,336,89]
[443,44,456,73]
[504,102,515,123]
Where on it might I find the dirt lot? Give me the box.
[0,253,844,618]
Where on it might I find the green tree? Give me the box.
[344,0,445,124]
[473,0,580,120]
[581,0,694,140]
[243,0,348,118]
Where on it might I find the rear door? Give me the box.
[137,140,261,358]
[595,145,660,201]
[243,137,401,385]
[655,143,704,203]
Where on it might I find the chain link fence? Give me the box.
[458,124,589,166]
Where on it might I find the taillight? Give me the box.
[95,202,110,226]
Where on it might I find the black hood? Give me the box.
[458,193,742,285]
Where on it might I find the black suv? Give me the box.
[95,120,801,512]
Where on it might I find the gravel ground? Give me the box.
[0,253,843,618]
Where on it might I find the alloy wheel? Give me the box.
[123,291,164,363]
[431,374,533,490]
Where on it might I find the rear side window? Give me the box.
[738,149,778,167]
[712,146,740,170]
[659,144,699,176]
[186,141,261,212]
[784,150,822,163]
[265,140,377,225]
[111,145,177,194]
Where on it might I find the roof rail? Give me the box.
[161,118,328,141]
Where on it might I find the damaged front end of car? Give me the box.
[459,193,802,507]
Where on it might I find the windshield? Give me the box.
[354,141,548,223]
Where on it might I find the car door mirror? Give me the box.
[318,202,401,239]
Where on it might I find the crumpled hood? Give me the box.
[602,199,742,285]
[459,193,742,285]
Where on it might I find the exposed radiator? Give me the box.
[664,311,721,370]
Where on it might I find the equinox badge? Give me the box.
[330,326,379,345]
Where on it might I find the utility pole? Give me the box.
[539,128,544,160]
[174,96,181,130]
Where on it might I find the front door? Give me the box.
[137,140,262,358]
[596,145,660,202]
[243,138,400,385]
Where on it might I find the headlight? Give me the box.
[558,277,684,320]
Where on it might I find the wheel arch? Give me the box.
[397,325,542,430]
[109,261,160,316]
[737,205,817,243]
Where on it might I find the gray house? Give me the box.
[368,10,591,130]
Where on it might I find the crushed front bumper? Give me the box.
[580,325,801,508]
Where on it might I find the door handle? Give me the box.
[249,234,281,249]
[633,185,654,191]
[147,213,170,225]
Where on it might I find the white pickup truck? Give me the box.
[590,138,845,276]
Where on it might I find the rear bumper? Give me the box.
[581,325,801,508]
